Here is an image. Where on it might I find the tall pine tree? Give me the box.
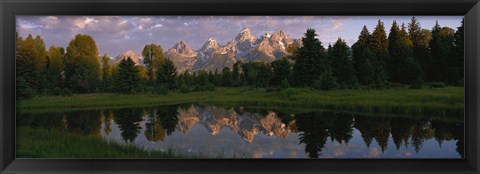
[388,22,421,84]
[330,38,357,87]
[369,20,389,88]
[114,57,140,93]
[452,18,464,85]
[428,21,455,83]
[157,59,177,89]
[293,28,327,86]
[408,16,432,80]
[352,26,378,87]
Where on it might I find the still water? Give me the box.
[17,104,464,158]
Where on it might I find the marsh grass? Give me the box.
[18,87,464,118]
[16,127,205,158]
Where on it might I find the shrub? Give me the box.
[313,71,337,91]
[279,88,302,98]
[280,79,289,89]
[61,88,72,97]
[266,86,280,92]
[144,86,155,93]
[16,77,35,99]
[178,84,191,93]
[426,81,446,88]
[193,83,216,92]
[53,87,62,96]
[389,82,404,88]
[454,78,464,86]
[193,85,203,92]
[409,77,424,89]
[155,85,169,95]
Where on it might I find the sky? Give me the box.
[16,16,462,59]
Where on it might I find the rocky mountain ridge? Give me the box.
[165,27,302,73]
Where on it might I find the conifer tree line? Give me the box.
[15,17,464,99]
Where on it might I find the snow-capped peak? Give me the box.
[200,37,219,50]
[208,37,217,42]
[235,27,255,42]
[171,40,197,57]
[240,27,250,34]
[263,33,271,39]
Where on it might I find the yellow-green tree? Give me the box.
[45,46,65,89]
[16,33,37,98]
[142,44,166,81]
[100,54,113,92]
[64,34,101,92]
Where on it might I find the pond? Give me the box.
[17,103,464,158]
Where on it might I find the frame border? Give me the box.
[1,0,479,173]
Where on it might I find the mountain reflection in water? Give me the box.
[18,104,464,158]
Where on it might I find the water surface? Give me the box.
[17,103,464,158]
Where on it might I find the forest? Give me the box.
[15,17,465,99]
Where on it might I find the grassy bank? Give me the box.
[16,127,204,158]
[18,87,464,117]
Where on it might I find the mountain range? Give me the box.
[165,27,302,73]
[175,105,295,143]
[108,27,302,73]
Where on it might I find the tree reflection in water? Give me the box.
[17,104,464,158]
[113,108,144,143]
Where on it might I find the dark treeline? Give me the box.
[16,17,464,99]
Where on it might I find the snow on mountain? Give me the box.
[165,28,299,73]
[174,105,293,143]
[165,40,198,73]
[114,50,142,65]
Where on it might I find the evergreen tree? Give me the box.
[329,38,356,88]
[157,59,177,89]
[114,57,140,93]
[452,18,464,85]
[388,22,420,84]
[222,67,232,86]
[387,20,402,79]
[370,20,389,66]
[408,16,432,80]
[369,20,389,87]
[270,57,292,86]
[352,26,378,87]
[196,70,209,86]
[232,61,243,86]
[213,69,223,86]
[242,62,272,87]
[293,28,327,86]
[428,21,455,82]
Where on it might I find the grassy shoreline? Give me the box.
[16,127,205,158]
[18,87,464,117]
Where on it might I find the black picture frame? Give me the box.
[1,0,479,173]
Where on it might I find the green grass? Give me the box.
[18,86,464,117]
[16,127,205,158]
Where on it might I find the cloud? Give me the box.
[16,16,462,62]
[332,19,344,30]
[151,24,162,29]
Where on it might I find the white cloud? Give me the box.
[151,24,162,29]
[332,19,344,30]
